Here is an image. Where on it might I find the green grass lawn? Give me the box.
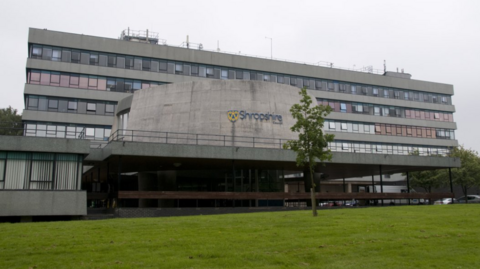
[1,205,479,269]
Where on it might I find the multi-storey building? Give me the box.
[0,28,460,219]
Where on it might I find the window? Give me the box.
[315,80,322,90]
[351,85,356,94]
[277,76,284,83]
[384,90,389,98]
[89,54,98,65]
[236,70,243,80]
[404,92,409,100]
[340,103,347,112]
[353,124,359,132]
[48,99,58,109]
[327,82,334,91]
[394,91,400,99]
[362,87,367,95]
[342,143,349,150]
[105,104,115,113]
[206,67,214,78]
[175,64,183,74]
[191,65,199,76]
[52,49,61,61]
[339,84,345,92]
[108,55,116,67]
[372,88,378,96]
[341,123,347,130]
[374,107,381,116]
[364,125,370,132]
[329,122,336,129]
[264,74,270,81]
[87,103,96,112]
[442,97,447,103]
[383,108,389,116]
[68,101,77,110]
[32,46,42,58]
[376,145,382,152]
[71,51,80,63]
[221,70,228,80]
[28,96,38,108]
[434,113,440,119]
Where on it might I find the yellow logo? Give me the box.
[227,110,239,122]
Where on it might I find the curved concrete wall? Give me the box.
[125,80,304,140]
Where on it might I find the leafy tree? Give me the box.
[407,170,445,193]
[404,150,446,193]
[283,87,334,217]
[0,106,23,136]
[446,146,480,202]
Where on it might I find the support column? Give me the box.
[117,157,121,208]
[379,165,384,206]
[449,168,454,204]
[371,174,375,206]
[406,172,411,205]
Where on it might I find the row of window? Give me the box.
[23,122,111,141]
[27,70,164,93]
[318,99,454,122]
[328,141,450,156]
[325,120,455,140]
[25,95,116,116]
[29,44,453,105]
[0,152,82,190]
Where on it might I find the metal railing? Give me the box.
[108,129,449,156]
[110,129,287,149]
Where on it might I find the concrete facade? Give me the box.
[0,191,86,216]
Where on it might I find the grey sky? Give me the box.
[1,0,479,152]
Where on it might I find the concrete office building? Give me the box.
[0,28,460,219]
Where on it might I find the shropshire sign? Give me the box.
[227,110,283,124]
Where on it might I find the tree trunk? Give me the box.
[310,166,317,217]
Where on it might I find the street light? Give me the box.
[265,36,272,59]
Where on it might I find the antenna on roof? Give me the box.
[384,60,386,72]
[217,41,220,52]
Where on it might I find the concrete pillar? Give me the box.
[347,183,352,193]
[138,172,158,208]
[157,171,176,207]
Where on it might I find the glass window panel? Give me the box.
[87,103,96,111]
[97,77,107,90]
[48,99,58,109]
[42,47,52,60]
[142,59,151,71]
[108,55,117,67]
[88,76,98,88]
[32,45,42,58]
[105,104,115,113]
[79,75,88,88]
[89,54,98,65]
[51,72,61,84]
[70,75,79,87]
[60,74,69,87]
[29,71,41,83]
[71,50,80,63]
[52,49,61,61]
[28,96,38,108]
[40,71,51,85]
[68,101,77,110]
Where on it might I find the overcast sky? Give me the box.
[1,0,479,152]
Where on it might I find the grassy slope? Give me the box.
[0,205,479,269]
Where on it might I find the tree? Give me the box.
[283,87,335,217]
[0,106,23,136]
[404,150,446,193]
[446,146,480,202]
[408,170,445,193]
